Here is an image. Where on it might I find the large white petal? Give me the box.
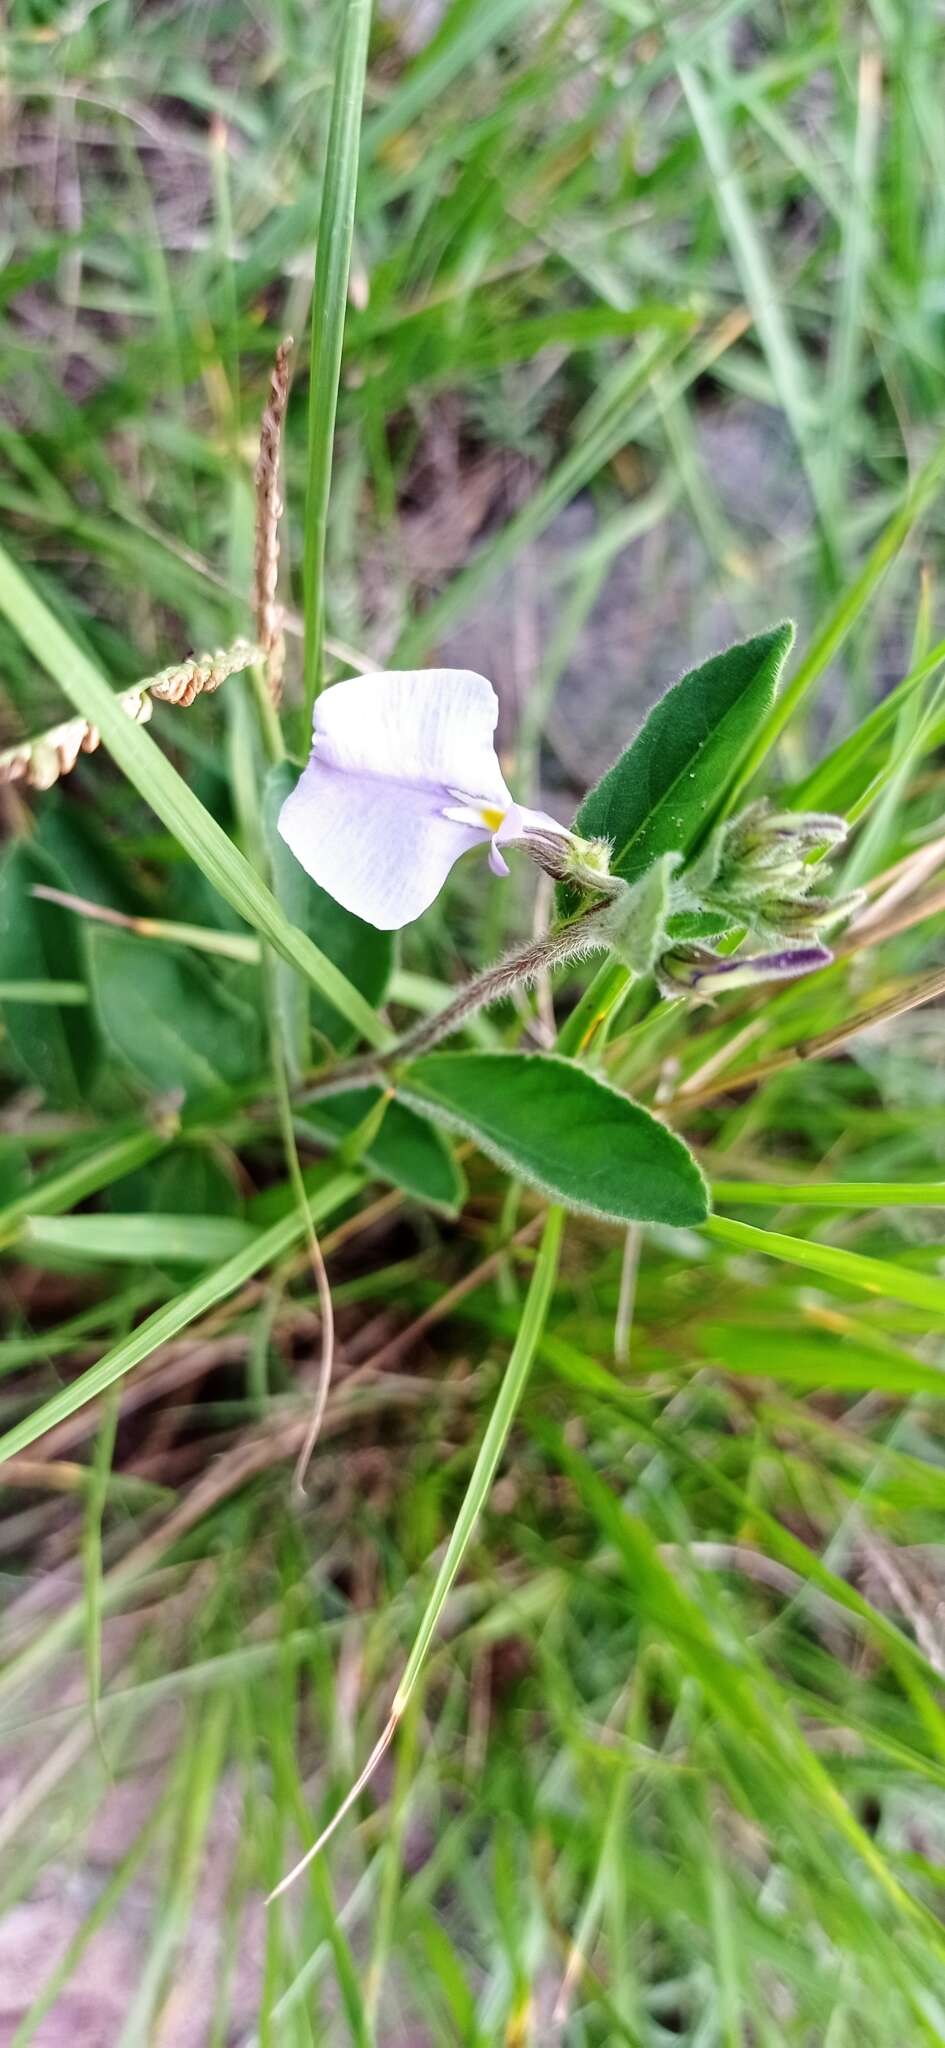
[278,756,487,930]
[312,668,512,807]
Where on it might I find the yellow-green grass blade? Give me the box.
[712,1180,945,1208]
[705,1214,945,1321]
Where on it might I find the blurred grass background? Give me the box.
[2,0,945,2040]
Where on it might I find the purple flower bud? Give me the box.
[658,941,832,998]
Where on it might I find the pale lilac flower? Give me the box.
[278,668,567,929]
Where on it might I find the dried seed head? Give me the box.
[253,336,293,705]
[0,649,257,793]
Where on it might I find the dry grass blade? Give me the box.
[291,1223,336,1496]
[254,337,293,705]
[676,964,945,1110]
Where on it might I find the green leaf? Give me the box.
[299,1088,465,1212]
[35,797,143,913]
[88,928,262,1100]
[0,842,99,1105]
[264,763,393,1060]
[560,625,794,915]
[108,1144,244,1219]
[602,852,680,974]
[400,1051,707,1226]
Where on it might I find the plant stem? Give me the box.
[302,906,612,1100]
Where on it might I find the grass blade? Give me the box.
[302,0,373,726]
[727,431,945,801]
[0,1127,171,1251]
[675,50,833,562]
[705,1214,945,1320]
[711,1180,945,1209]
[21,1213,258,1265]
[269,1204,563,1894]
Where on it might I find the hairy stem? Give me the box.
[303,906,613,1101]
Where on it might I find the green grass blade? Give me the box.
[711,1180,945,1208]
[21,1212,259,1265]
[727,432,945,801]
[0,1127,171,1250]
[675,52,833,561]
[273,1207,564,1891]
[302,0,373,726]
[10,1796,172,2048]
[81,1390,118,1748]
[365,0,544,153]
[394,327,686,660]
[0,980,88,1004]
[705,1215,945,1320]
[394,1205,563,1709]
[117,1697,230,2046]
[788,634,945,810]
[822,50,883,539]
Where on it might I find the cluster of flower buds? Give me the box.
[690,799,860,945]
[650,799,861,999]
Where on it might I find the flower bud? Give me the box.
[657,940,832,1000]
[695,799,852,948]
[511,823,620,896]
[755,892,836,933]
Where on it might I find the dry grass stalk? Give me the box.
[0,638,260,791]
[675,961,945,1111]
[253,336,293,704]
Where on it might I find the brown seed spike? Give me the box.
[0,648,259,793]
[254,336,293,706]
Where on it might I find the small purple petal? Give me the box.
[493,801,569,848]
[692,943,832,992]
[740,944,833,977]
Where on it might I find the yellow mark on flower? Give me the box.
[479,804,505,830]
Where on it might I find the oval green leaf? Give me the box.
[560,624,794,914]
[299,1087,465,1213]
[0,842,99,1106]
[89,928,261,1100]
[399,1051,707,1227]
